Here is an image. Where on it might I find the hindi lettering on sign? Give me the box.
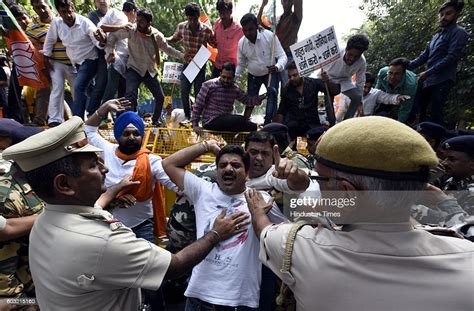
[290,26,340,77]
[314,34,328,48]
[304,39,315,52]
[327,28,335,41]
[162,62,183,84]
[330,42,338,55]
[294,46,305,59]
[298,58,308,71]
[307,54,319,66]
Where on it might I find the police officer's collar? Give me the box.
[45,204,101,215]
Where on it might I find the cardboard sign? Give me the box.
[290,26,340,77]
[162,62,183,84]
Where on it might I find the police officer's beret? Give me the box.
[306,127,326,141]
[262,123,288,135]
[458,129,474,136]
[441,135,474,154]
[3,117,102,172]
[0,118,22,137]
[414,122,446,141]
[315,117,438,181]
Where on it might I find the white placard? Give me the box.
[193,45,212,68]
[290,26,340,77]
[183,62,201,83]
[183,45,211,83]
[162,62,183,84]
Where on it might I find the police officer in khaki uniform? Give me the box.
[245,116,474,311]
[2,117,249,311]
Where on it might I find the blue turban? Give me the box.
[114,111,145,142]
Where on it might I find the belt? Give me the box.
[188,298,248,311]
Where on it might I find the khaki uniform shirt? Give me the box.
[30,204,171,310]
[260,222,474,311]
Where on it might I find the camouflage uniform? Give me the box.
[166,163,216,251]
[281,147,312,173]
[0,155,44,298]
[428,162,447,189]
[442,175,474,215]
[411,175,474,241]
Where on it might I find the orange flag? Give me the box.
[0,3,49,88]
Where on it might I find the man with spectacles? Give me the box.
[246,116,474,311]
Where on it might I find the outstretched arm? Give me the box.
[162,140,221,190]
[0,215,37,241]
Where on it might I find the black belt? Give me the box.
[188,298,245,311]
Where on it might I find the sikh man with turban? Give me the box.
[84,98,177,309]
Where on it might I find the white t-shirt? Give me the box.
[183,171,285,307]
[84,125,178,228]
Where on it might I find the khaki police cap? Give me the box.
[2,117,102,172]
[315,116,438,181]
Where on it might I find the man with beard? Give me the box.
[274,61,338,142]
[163,142,288,310]
[246,116,474,311]
[2,117,248,310]
[191,62,265,135]
[85,98,177,309]
[107,8,183,126]
[407,0,469,126]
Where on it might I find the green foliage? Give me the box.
[361,0,474,127]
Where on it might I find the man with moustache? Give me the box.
[163,141,288,310]
[274,61,338,142]
[191,62,265,135]
[85,98,179,309]
[107,8,183,126]
[2,117,247,310]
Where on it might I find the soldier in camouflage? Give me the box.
[440,135,474,215]
[411,135,474,241]
[0,120,44,299]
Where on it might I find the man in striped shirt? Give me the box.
[32,0,75,127]
[167,2,215,120]
[191,62,265,135]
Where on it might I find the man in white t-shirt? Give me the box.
[163,142,290,309]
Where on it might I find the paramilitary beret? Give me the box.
[3,117,102,172]
[316,117,439,181]
[458,129,474,136]
[0,118,22,137]
[414,122,446,141]
[262,123,288,135]
[441,135,474,154]
[306,127,326,141]
[10,126,43,145]
[444,130,458,139]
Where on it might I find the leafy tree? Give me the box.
[360,0,473,127]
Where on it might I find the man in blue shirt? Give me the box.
[408,0,469,126]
